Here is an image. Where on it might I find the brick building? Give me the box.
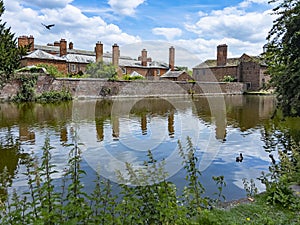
[18,35,176,79]
[193,44,269,90]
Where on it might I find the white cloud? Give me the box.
[239,0,269,8]
[108,0,145,16]
[2,0,141,52]
[184,5,275,48]
[152,27,182,41]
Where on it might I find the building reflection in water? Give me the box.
[19,124,35,144]
[112,116,120,140]
[60,126,68,143]
[192,96,227,141]
[141,114,147,135]
[168,110,175,138]
[94,98,177,141]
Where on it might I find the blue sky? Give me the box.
[3,0,276,68]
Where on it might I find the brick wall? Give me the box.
[193,66,238,82]
[0,74,246,101]
[21,59,68,74]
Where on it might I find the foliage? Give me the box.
[195,193,300,225]
[264,0,300,116]
[178,137,209,215]
[12,74,38,102]
[222,75,236,82]
[12,74,72,103]
[242,178,258,197]
[36,89,72,103]
[36,63,65,77]
[86,61,117,79]
[122,74,145,80]
[259,139,300,208]
[212,175,227,203]
[0,136,236,224]
[260,113,300,208]
[0,0,28,84]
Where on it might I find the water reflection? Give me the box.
[95,98,177,141]
[0,95,297,200]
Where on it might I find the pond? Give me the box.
[0,95,299,201]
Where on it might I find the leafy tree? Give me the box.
[0,0,27,82]
[264,0,300,116]
[85,61,117,79]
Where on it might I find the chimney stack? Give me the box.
[60,39,67,56]
[217,44,227,66]
[141,49,147,66]
[69,42,73,50]
[169,46,175,71]
[28,35,34,52]
[112,43,119,67]
[95,41,103,62]
[18,35,34,52]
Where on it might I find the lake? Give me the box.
[0,95,299,201]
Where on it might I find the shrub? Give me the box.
[222,75,236,82]
[122,74,145,80]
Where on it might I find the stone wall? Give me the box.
[0,74,246,101]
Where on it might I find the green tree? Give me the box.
[85,61,117,79]
[264,0,300,116]
[0,0,27,82]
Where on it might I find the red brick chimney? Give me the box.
[28,35,34,52]
[18,35,34,52]
[217,44,227,66]
[141,49,147,66]
[95,41,103,62]
[112,43,119,67]
[60,39,67,56]
[169,46,175,71]
[69,42,73,50]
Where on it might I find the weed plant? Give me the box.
[0,134,229,224]
[0,133,299,224]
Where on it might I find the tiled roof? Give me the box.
[29,44,170,68]
[63,54,95,63]
[194,54,265,68]
[160,70,186,78]
[24,49,66,61]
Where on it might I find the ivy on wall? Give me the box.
[12,74,72,103]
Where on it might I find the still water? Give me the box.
[0,95,298,200]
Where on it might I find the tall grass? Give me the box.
[0,134,229,224]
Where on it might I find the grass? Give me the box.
[201,193,300,224]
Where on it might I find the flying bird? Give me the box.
[41,23,55,30]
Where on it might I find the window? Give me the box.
[121,67,126,74]
[70,64,76,72]
[157,69,160,75]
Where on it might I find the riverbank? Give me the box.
[202,192,300,224]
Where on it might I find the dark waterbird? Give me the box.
[236,153,243,162]
[41,23,55,30]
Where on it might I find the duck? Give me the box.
[236,153,243,162]
[269,154,276,164]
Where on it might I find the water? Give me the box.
[0,95,298,201]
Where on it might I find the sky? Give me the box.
[2,0,277,68]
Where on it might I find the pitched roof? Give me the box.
[160,70,187,78]
[24,49,66,61]
[194,54,265,68]
[29,44,170,68]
